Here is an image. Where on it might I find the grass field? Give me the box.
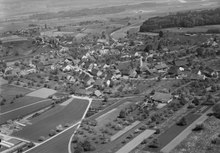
[170,116,220,153]
[161,107,212,153]
[111,121,140,141]
[144,112,201,152]
[1,96,44,113]
[26,88,57,98]
[13,98,89,141]
[1,84,32,98]
[116,129,155,153]
[0,99,53,124]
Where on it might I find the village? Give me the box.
[0,12,220,153]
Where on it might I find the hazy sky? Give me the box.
[0,0,169,19]
[0,0,218,20]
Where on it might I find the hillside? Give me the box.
[140,7,220,32]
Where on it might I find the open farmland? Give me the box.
[13,98,89,141]
[161,107,212,153]
[144,112,201,152]
[171,116,220,153]
[26,88,57,98]
[116,129,155,153]
[1,84,31,98]
[0,99,53,124]
[1,96,44,113]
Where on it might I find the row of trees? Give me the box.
[140,8,220,32]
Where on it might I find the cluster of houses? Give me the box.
[1,27,219,100]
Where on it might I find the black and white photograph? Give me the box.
[0,0,220,153]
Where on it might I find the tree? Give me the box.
[118,110,126,118]
[192,97,200,106]
[81,140,95,151]
[159,31,164,38]
[192,122,204,131]
[49,129,56,136]
[103,96,108,103]
[38,136,46,142]
[74,142,84,153]
[212,102,220,118]
[176,117,187,126]
[148,139,160,148]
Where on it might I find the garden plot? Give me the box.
[27,88,57,98]
[111,121,140,141]
[116,129,155,153]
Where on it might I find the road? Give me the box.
[25,95,140,153]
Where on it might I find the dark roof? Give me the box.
[152,92,172,103]
[167,66,179,75]
[94,79,103,86]
[117,61,131,71]
[91,68,99,76]
[175,60,188,67]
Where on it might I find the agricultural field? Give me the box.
[26,88,57,98]
[116,129,155,153]
[0,99,53,124]
[1,84,31,98]
[0,84,38,108]
[144,112,202,152]
[1,96,44,113]
[13,98,89,142]
[171,116,220,153]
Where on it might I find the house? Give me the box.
[75,88,87,96]
[202,67,217,78]
[94,79,104,88]
[129,69,137,78]
[167,66,179,76]
[174,59,188,67]
[151,92,172,103]
[117,61,131,76]
[94,90,102,97]
[90,68,99,76]
[155,63,168,71]
[67,75,76,83]
[63,65,75,72]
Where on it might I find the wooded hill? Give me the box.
[140,8,220,32]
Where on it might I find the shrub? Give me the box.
[148,139,160,148]
[154,129,160,134]
[211,137,220,145]
[176,117,187,126]
[38,136,46,142]
[192,123,204,131]
[212,102,220,118]
[82,140,96,151]
[49,129,56,137]
[188,104,195,109]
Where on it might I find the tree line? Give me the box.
[140,7,220,32]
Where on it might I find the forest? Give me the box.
[140,7,220,32]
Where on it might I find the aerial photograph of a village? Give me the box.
[0,0,220,153]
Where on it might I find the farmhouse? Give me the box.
[151,92,172,103]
